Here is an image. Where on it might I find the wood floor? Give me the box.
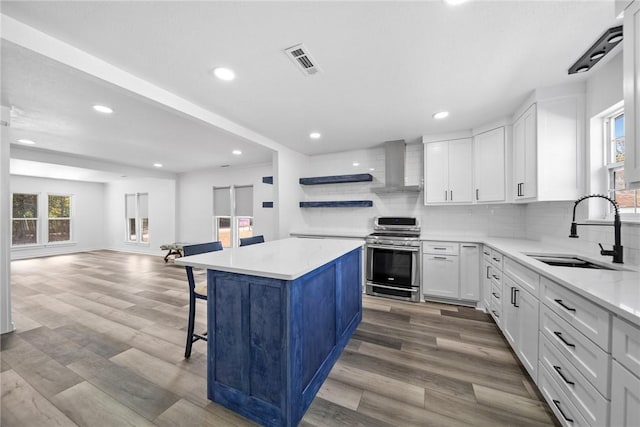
[1,250,559,427]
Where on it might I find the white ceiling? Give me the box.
[0,1,622,179]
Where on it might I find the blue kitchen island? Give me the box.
[176,238,363,427]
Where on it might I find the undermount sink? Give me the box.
[526,254,616,270]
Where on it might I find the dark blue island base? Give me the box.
[206,248,362,427]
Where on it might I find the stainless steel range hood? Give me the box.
[371,140,421,193]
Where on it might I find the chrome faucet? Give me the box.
[569,194,623,264]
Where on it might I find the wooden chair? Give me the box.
[239,235,265,247]
[183,241,223,358]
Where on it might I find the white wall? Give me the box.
[10,175,106,260]
[176,162,274,244]
[1,106,14,334]
[104,177,176,255]
[274,148,309,239]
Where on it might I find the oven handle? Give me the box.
[366,244,420,252]
[367,282,419,293]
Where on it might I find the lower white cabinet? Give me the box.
[611,316,640,426]
[422,241,479,304]
[539,364,591,427]
[502,275,539,380]
[481,251,492,311]
[611,360,640,427]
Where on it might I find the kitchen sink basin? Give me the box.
[526,254,616,270]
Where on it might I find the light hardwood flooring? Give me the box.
[1,250,559,426]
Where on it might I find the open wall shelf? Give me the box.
[299,200,373,208]
[299,174,373,185]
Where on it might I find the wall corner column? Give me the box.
[1,105,15,334]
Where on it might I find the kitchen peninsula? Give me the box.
[176,238,363,427]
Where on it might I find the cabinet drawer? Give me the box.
[539,364,591,427]
[489,249,503,270]
[539,334,610,424]
[541,277,610,351]
[491,281,502,302]
[504,257,539,297]
[490,298,502,327]
[540,306,610,395]
[489,268,502,287]
[423,241,459,255]
[613,316,640,377]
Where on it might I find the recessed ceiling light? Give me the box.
[92,104,113,114]
[433,111,449,119]
[369,168,375,171]
[153,163,163,168]
[576,65,590,73]
[232,149,242,155]
[444,0,469,5]
[590,51,606,61]
[309,132,321,139]
[17,139,36,145]
[213,67,235,81]
[353,162,360,167]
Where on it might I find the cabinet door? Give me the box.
[502,280,518,346]
[611,360,640,427]
[448,138,473,203]
[425,141,449,203]
[422,254,459,298]
[513,104,537,200]
[624,1,640,185]
[474,127,505,202]
[459,244,480,301]
[516,288,539,380]
[481,250,492,310]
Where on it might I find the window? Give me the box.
[605,110,639,216]
[48,195,71,242]
[12,193,38,245]
[213,185,254,248]
[125,193,149,244]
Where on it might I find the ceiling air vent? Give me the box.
[284,44,321,76]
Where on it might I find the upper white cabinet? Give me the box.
[473,127,506,202]
[624,0,640,187]
[424,138,473,204]
[512,88,585,202]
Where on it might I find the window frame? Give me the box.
[603,109,639,219]
[212,185,254,248]
[124,193,150,245]
[11,192,40,247]
[47,193,72,243]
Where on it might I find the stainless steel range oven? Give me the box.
[365,217,421,302]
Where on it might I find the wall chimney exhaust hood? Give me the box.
[371,140,421,194]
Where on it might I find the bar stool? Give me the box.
[239,235,265,246]
[183,241,223,358]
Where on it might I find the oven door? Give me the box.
[365,243,420,301]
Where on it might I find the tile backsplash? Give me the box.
[299,145,640,266]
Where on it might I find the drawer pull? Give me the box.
[462,245,476,248]
[492,274,500,280]
[491,310,500,318]
[553,331,576,349]
[553,365,575,386]
[554,299,577,313]
[486,266,491,279]
[492,257,500,262]
[433,247,447,250]
[433,256,447,260]
[492,292,500,299]
[483,251,490,256]
[552,400,574,423]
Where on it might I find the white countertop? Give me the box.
[175,238,363,280]
[479,238,640,327]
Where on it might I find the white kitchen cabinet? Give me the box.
[424,138,473,204]
[422,241,479,304]
[503,272,540,380]
[459,244,480,300]
[611,360,640,427]
[512,89,585,202]
[422,254,460,298]
[624,0,640,187]
[481,248,492,311]
[513,104,537,200]
[473,127,505,202]
[611,316,640,426]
